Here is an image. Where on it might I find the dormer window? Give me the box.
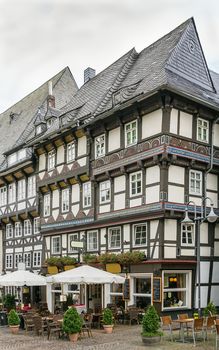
[8,149,27,166]
[36,125,43,135]
[47,118,54,128]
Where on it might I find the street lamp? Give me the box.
[182,197,218,317]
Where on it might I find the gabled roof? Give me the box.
[0,67,78,167]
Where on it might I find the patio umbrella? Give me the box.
[0,270,46,286]
[46,265,125,284]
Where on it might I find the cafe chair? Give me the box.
[188,318,205,346]
[160,315,180,341]
[81,313,93,337]
[33,315,47,336]
[204,316,216,339]
[23,314,35,334]
[177,313,193,336]
[215,320,219,350]
[46,319,62,340]
[128,308,140,326]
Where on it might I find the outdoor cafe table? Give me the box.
[175,318,194,343]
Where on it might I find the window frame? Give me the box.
[130,171,142,197]
[8,183,16,204]
[18,179,26,201]
[0,186,7,206]
[67,142,75,163]
[87,230,98,251]
[33,251,42,268]
[181,223,195,246]
[24,252,31,268]
[15,222,22,237]
[6,254,13,269]
[24,219,32,236]
[133,223,147,247]
[95,134,105,159]
[48,149,56,171]
[44,193,51,217]
[197,118,209,143]
[6,224,13,239]
[27,175,36,198]
[189,170,202,195]
[99,180,111,204]
[108,227,121,250]
[61,188,70,213]
[34,217,40,234]
[83,182,91,208]
[125,120,137,148]
[52,236,61,254]
[15,253,23,268]
[68,233,79,253]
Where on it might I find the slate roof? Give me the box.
[0,67,78,168]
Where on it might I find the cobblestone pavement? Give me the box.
[0,325,215,350]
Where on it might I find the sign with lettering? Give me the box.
[153,277,161,302]
[123,278,130,300]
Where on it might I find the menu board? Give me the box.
[153,277,161,302]
[123,278,130,300]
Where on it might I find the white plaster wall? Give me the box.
[101,228,107,246]
[72,184,80,203]
[52,189,59,208]
[114,193,125,210]
[212,261,219,283]
[164,245,176,258]
[56,145,64,165]
[194,286,208,308]
[215,225,219,239]
[108,127,120,152]
[39,153,46,171]
[207,173,218,191]
[78,157,87,167]
[168,165,185,184]
[15,247,23,253]
[18,202,26,211]
[200,247,211,256]
[142,109,162,139]
[179,111,192,138]
[200,223,208,244]
[150,220,159,239]
[45,237,50,251]
[200,261,210,283]
[145,185,160,204]
[164,219,177,241]
[213,124,219,147]
[130,198,142,207]
[72,204,79,216]
[189,196,202,206]
[62,234,67,249]
[168,185,184,203]
[214,242,219,256]
[24,246,32,252]
[123,224,130,243]
[77,136,87,157]
[146,166,160,185]
[114,175,126,193]
[170,108,178,134]
[99,204,110,213]
[57,165,64,174]
[206,191,218,208]
[150,244,159,259]
[52,209,59,221]
[181,249,195,256]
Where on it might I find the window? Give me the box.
[62,188,69,212]
[133,224,147,246]
[83,182,91,207]
[6,224,13,239]
[34,217,40,234]
[18,149,26,161]
[48,149,56,170]
[36,125,43,135]
[24,220,32,236]
[15,222,22,237]
[47,118,54,128]
[24,252,31,268]
[125,120,137,147]
[197,118,209,143]
[0,186,7,206]
[67,142,75,163]
[28,176,36,198]
[163,270,192,309]
[18,179,26,200]
[181,224,194,246]
[8,153,17,166]
[95,134,105,159]
[189,170,202,195]
[33,251,42,267]
[133,274,152,309]
[15,253,23,268]
[68,233,79,252]
[109,284,124,307]
[8,183,16,203]
[44,194,50,217]
[108,227,121,249]
[130,171,142,197]
[52,236,61,254]
[6,254,13,269]
[100,180,111,204]
[87,231,98,251]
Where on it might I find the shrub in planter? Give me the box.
[117,251,145,265]
[102,308,113,334]
[141,305,162,345]
[62,307,83,342]
[46,256,76,272]
[3,294,16,312]
[99,253,119,264]
[82,253,99,264]
[8,309,20,334]
[203,301,217,317]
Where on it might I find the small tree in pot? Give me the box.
[62,307,83,342]
[102,308,114,334]
[141,305,163,345]
[8,309,20,334]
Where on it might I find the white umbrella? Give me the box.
[46,265,125,284]
[0,270,46,286]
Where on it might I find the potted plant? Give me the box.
[102,308,114,334]
[203,301,217,317]
[141,305,163,345]
[62,307,83,342]
[7,309,20,334]
[3,294,16,312]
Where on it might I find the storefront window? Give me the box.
[132,275,152,309]
[162,270,192,310]
[110,284,124,308]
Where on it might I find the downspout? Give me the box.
[204,116,219,202]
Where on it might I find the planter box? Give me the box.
[47,266,58,274]
[64,265,75,271]
[141,335,161,345]
[106,263,121,273]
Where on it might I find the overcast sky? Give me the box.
[0,0,219,113]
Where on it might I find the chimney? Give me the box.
[84,67,95,84]
[47,81,55,108]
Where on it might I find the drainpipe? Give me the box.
[204,116,219,212]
